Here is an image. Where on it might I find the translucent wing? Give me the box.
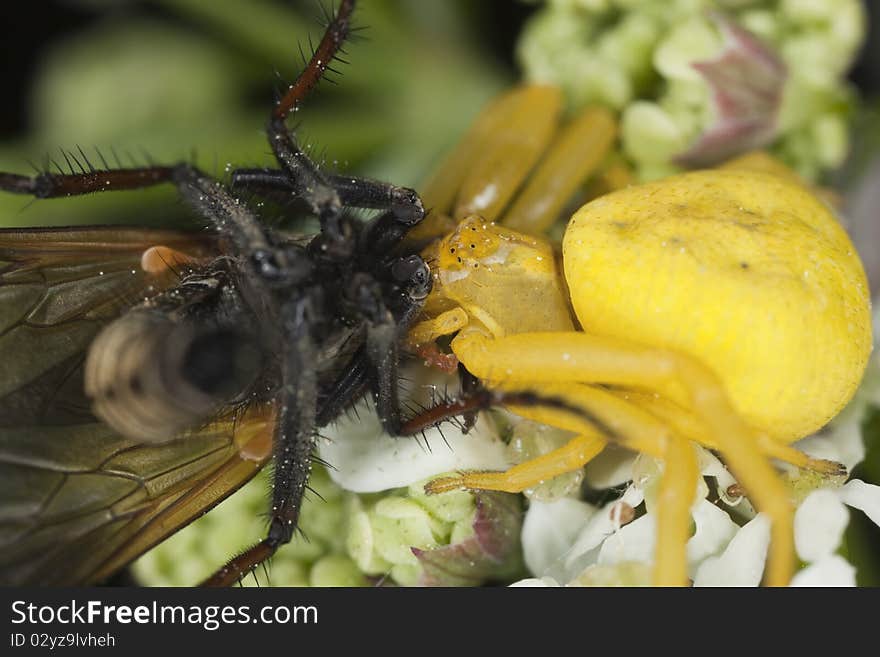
[0,227,274,585]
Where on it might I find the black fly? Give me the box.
[0,0,432,586]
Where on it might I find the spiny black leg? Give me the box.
[266,297,319,548]
[273,0,356,122]
[231,169,424,227]
[398,389,623,442]
[366,308,405,436]
[315,344,370,427]
[357,256,431,435]
[262,0,356,243]
[314,251,430,432]
[170,165,274,258]
[201,298,318,587]
[315,285,424,430]
[266,121,344,240]
[328,175,423,225]
[0,165,177,198]
[457,364,481,433]
[0,162,276,264]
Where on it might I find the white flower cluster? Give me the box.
[518,0,867,180]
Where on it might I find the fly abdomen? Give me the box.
[84,310,262,442]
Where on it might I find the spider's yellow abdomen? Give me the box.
[562,169,872,442]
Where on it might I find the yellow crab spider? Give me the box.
[408,85,873,586]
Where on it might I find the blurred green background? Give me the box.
[1,0,877,226]
[1,0,879,584]
[0,0,533,227]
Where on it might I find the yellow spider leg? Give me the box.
[510,384,697,586]
[452,86,562,222]
[427,377,697,585]
[501,106,617,235]
[756,438,848,476]
[452,330,794,586]
[427,433,606,494]
[407,308,469,349]
[424,381,673,490]
[420,86,530,217]
[618,391,846,475]
[503,382,669,458]
[409,85,562,243]
[507,383,696,585]
[654,436,699,586]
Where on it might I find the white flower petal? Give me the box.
[696,449,739,505]
[564,486,645,571]
[794,489,849,562]
[790,555,856,587]
[686,500,740,573]
[509,577,560,587]
[693,514,770,587]
[794,406,866,472]
[522,498,596,580]
[319,404,509,492]
[597,514,656,566]
[838,479,880,527]
[583,445,638,488]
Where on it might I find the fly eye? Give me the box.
[393,254,429,280]
[390,255,423,283]
[389,256,431,299]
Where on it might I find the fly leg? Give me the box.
[201,297,318,587]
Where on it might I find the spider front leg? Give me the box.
[444,330,794,586]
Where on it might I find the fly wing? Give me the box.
[0,406,274,586]
[0,227,273,585]
[0,229,209,420]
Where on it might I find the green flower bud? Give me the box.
[309,555,369,587]
[345,497,394,576]
[406,481,476,524]
[518,7,643,109]
[412,491,525,586]
[737,10,781,43]
[621,101,690,164]
[342,477,524,586]
[811,113,849,169]
[653,16,724,83]
[133,465,350,586]
[370,497,447,565]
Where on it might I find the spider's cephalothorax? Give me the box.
[0,0,432,585]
